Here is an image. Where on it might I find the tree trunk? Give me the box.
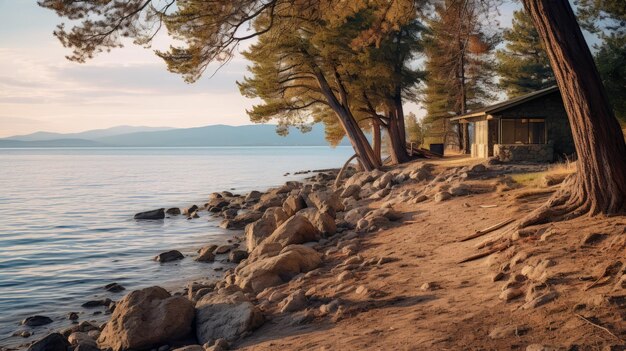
[386,104,410,164]
[462,123,470,154]
[520,0,626,227]
[372,119,382,164]
[309,65,380,171]
[459,40,470,154]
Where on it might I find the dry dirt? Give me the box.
[235,157,626,351]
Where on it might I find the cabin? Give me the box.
[451,86,575,162]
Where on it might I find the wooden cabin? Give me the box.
[451,86,575,162]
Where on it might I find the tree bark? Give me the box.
[309,63,380,171]
[386,104,410,164]
[372,119,382,164]
[520,0,626,227]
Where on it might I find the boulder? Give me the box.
[222,208,239,219]
[245,190,263,202]
[355,208,402,232]
[228,250,249,263]
[97,286,194,351]
[68,332,97,348]
[154,250,184,263]
[207,198,229,210]
[263,215,320,247]
[297,208,336,235]
[307,191,344,217]
[183,205,199,216]
[253,191,284,211]
[279,289,307,313]
[372,172,393,189]
[220,211,263,230]
[344,207,370,227]
[340,184,360,199]
[166,208,181,216]
[196,245,217,262]
[28,333,70,351]
[245,208,289,251]
[22,315,53,327]
[236,245,322,292]
[214,245,233,254]
[282,195,307,217]
[195,290,264,344]
[449,183,471,196]
[434,191,452,202]
[134,208,165,220]
[104,283,125,293]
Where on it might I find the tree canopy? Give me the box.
[496,10,555,97]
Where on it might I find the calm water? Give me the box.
[0,147,352,346]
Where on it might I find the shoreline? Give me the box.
[6,157,626,350]
[0,167,339,350]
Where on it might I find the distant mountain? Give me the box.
[0,124,348,148]
[0,138,106,148]
[4,125,174,142]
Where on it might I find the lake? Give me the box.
[0,146,353,347]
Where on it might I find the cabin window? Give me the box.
[500,118,545,144]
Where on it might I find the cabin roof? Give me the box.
[450,86,559,122]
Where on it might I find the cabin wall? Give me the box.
[494,92,575,159]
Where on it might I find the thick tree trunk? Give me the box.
[386,104,410,165]
[520,0,626,227]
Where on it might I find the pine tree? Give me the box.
[496,10,555,97]
[421,0,498,152]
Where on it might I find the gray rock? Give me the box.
[434,191,452,202]
[154,250,184,263]
[104,283,125,293]
[214,245,233,255]
[134,208,165,220]
[195,290,264,344]
[27,333,70,351]
[22,315,53,327]
[228,250,249,263]
[166,208,181,216]
[245,190,263,202]
[279,290,307,313]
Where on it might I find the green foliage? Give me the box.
[595,35,626,126]
[421,0,499,144]
[496,10,555,97]
[405,112,428,145]
[576,0,626,38]
[238,5,425,145]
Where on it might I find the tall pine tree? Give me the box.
[496,10,555,97]
[422,0,498,153]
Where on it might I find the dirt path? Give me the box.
[236,160,626,350]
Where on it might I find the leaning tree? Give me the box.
[519,0,626,226]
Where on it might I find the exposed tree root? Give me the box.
[519,175,588,228]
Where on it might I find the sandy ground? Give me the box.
[234,157,626,350]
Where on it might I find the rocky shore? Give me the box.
[6,158,626,350]
[8,161,424,351]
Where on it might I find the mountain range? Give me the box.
[0,124,347,148]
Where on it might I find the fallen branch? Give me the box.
[334,153,360,189]
[575,313,624,342]
[458,218,516,242]
[457,243,508,264]
[479,204,498,208]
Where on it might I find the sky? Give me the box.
[0,1,524,138]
